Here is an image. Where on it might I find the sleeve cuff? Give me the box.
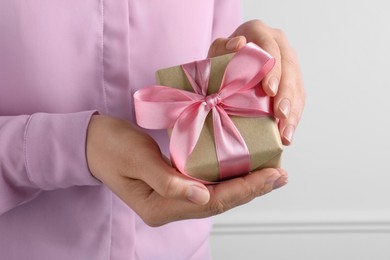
[24,110,101,190]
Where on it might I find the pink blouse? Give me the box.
[0,0,242,259]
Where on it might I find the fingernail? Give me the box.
[283,125,295,144]
[273,176,288,189]
[187,185,210,205]
[266,172,282,185]
[268,77,279,96]
[226,37,242,51]
[278,98,291,118]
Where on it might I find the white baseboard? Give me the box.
[211,210,390,235]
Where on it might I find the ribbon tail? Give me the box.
[170,102,210,174]
[213,106,251,180]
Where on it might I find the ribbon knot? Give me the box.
[133,43,275,182]
[204,93,221,109]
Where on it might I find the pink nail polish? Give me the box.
[266,172,282,185]
[268,77,279,96]
[279,99,291,118]
[283,125,295,144]
[273,176,288,189]
[226,37,241,51]
[187,185,210,205]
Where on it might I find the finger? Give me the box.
[254,33,283,97]
[276,73,304,145]
[112,175,207,226]
[231,20,282,96]
[143,162,210,205]
[272,31,298,116]
[206,168,288,213]
[156,168,288,225]
[126,168,288,226]
[248,33,282,96]
[272,36,305,145]
[230,20,283,97]
[278,99,304,145]
[243,25,304,144]
[207,36,247,58]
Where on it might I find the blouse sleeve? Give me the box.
[0,110,100,215]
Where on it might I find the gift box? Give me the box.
[134,43,283,183]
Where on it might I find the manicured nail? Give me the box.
[226,37,242,51]
[266,172,282,185]
[268,77,279,96]
[273,176,288,189]
[187,185,210,205]
[278,98,291,118]
[283,125,295,144]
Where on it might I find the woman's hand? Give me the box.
[208,19,306,145]
[86,115,287,226]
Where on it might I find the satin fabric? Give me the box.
[0,1,242,259]
[134,44,275,181]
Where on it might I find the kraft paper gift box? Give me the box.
[134,43,283,183]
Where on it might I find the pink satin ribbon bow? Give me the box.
[134,43,275,181]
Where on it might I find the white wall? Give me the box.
[211,0,390,259]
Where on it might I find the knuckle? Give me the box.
[287,105,305,127]
[207,178,262,216]
[287,110,300,125]
[282,78,296,91]
[237,177,258,198]
[289,90,306,122]
[160,176,181,198]
[261,39,278,51]
[208,200,227,216]
[208,37,228,57]
[272,28,287,40]
[283,54,298,68]
[210,38,225,50]
[249,19,266,28]
[210,37,224,47]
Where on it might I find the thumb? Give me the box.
[141,161,210,205]
[207,36,247,58]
